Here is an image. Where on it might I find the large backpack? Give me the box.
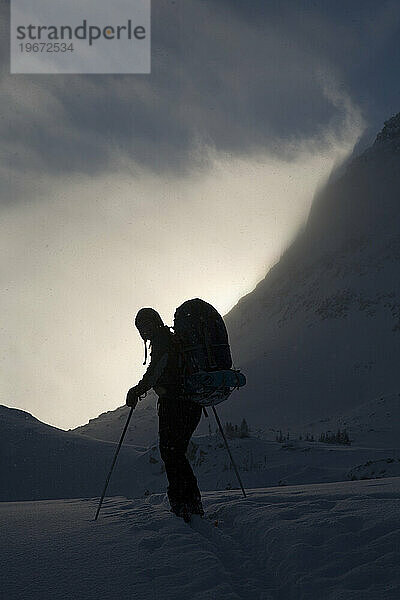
[173,298,246,406]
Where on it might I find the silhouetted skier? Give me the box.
[126,308,203,521]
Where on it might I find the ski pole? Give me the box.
[212,406,246,498]
[94,405,134,520]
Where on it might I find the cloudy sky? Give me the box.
[1,1,400,429]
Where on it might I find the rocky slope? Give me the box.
[73,113,400,440]
[221,113,400,428]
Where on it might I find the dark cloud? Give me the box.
[0,0,399,186]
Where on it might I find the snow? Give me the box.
[3,116,400,598]
[73,389,400,462]
[348,458,400,481]
[4,403,400,503]
[2,478,400,599]
[3,403,400,597]
[72,391,159,447]
[131,432,400,497]
[74,117,400,440]
[301,393,400,449]
[220,121,400,431]
[0,404,145,501]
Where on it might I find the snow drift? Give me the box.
[2,479,400,600]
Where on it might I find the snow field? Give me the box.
[6,402,400,504]
[132,433,400,497]
[1,478,400,600]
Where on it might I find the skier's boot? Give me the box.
[187,497,204,517]
[170,501,191,523]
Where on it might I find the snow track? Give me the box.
[2,478,400,599]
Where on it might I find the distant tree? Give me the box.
[276,430,285,443]
[319,428,351,445]
[224,422,236,438]
[240,418,250,438]
[342,429,350,444]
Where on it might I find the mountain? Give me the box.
[0,404,144,501]
[74,113,400,442]
[72,391,159,447]
[300,392,400,450]
[4,401,398,503]
[220,112,400,428]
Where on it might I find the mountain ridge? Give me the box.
[73,112,400,438]
[221,112,400,426]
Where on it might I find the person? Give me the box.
[126,307,203,521]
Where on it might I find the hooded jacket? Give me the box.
[135,326,182,398]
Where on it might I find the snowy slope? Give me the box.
[348,458,400,481]
[0,404,146,501]
[129,432,400,498]
[4,402,399,503]
[74,114,400,444]
[219,113,400,429]
[300,392,400,449]
[72,390,159,447]
[2,478,400,600]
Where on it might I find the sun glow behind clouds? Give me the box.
[1,136,359,429]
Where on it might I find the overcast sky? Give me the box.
[1,1,400,429]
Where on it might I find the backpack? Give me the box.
[173,298,246,406]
